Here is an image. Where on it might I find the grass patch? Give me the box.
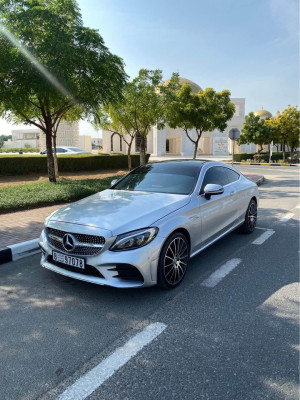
[0,175,124,213]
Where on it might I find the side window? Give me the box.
[225,168,240,184]
[56,148,67,153]
[200,167,229,193]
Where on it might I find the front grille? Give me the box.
[46,227,105,256]
[47,255,104,278]
[109,264,144,283]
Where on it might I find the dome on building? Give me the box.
[254,109,272,119]
[163,77,202,94]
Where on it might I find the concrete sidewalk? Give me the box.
[0,173,263,249]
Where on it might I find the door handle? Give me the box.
[230,191,235,196]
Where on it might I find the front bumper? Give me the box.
[39,228,162,288]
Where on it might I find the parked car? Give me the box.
[40,146,91,155]
[39,161,259,289]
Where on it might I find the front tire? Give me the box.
[157,232,190,289]
[239,199,257,234]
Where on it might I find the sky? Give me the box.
[1,0,299,137]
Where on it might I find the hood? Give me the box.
[49,189,190,235]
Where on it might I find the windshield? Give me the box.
[113,163,203,195]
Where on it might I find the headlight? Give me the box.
[44,210,57,227]
[110,227,158,251]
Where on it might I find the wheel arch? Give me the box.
[251,196,257,204]
[167,227,191,252]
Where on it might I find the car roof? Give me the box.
[151,160,207,167]
[148,160,243,175]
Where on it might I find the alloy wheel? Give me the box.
[163,237,189,285]
[248,201,257,231]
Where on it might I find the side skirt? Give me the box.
[190,219,244,259]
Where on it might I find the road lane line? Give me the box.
[201,258,242,288]
[252,230,275,245]
[279,212,294,222]
[256,227,273,231]
[295,205,300,209]
[57,322,167,400]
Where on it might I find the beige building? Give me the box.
[79,135,92,151]
[39,121,79,150]
[92,137,102,149]
[6,128,40,148]
[102,77,249,157]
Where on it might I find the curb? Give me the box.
[0,175,265,265]
[0,238,39,265]
[227,162,299,167]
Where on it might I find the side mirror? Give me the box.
[203,184,224,200]
[111,179,118,187]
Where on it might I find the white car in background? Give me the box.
[40,146,91,155]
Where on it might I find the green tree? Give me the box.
[97,69,177,166]
[165,84,235,159]
[281,106,300,161]
[238,112,272,153]
[0,134,11,148]
[264,106,299,161]
[96,104,136,170]
[0,0,126,182]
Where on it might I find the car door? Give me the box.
[224,167,242,224]
[197,166,238,248]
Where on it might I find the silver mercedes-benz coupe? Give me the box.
[39,161,259,289]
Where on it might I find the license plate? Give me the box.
[52,251,85,269]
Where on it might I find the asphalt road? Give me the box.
[0,165,299,400]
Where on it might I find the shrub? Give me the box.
[233,153,255,162]
[0,153,150,175]
[0,147,39,153]
[234,151,298,163]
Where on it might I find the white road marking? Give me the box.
[57,322,167,400]
[295,205,300,209]
[279,212,294,223]
[256,227,273,231]
[252,230,275,245]
[201,258,242,288]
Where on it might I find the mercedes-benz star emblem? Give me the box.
[62,233,76,252]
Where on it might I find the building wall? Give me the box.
[102,98,248,157]
[92,138,102,149]
[39,121,79,150]
[79,135,92,151]
[9,129,39,148]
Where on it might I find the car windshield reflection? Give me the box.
[113,162,203,195]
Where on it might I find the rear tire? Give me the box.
[157,232,190,289]
[239,199,257,234]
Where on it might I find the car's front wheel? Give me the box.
[239,199,257,233]
[157,232,190,289]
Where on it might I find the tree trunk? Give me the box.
[290,147,294,162]
[193,142,198,159]
[140,136,146,165]
[53,134,59,178]
[258,144,263,153]
[127,144,132,171]
[45,127,56,183]
[282,141,285,162]
[192,137,201,159]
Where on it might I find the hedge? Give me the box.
[0,147,39,153]
[0,153,150,175]
[233,152,298,162]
